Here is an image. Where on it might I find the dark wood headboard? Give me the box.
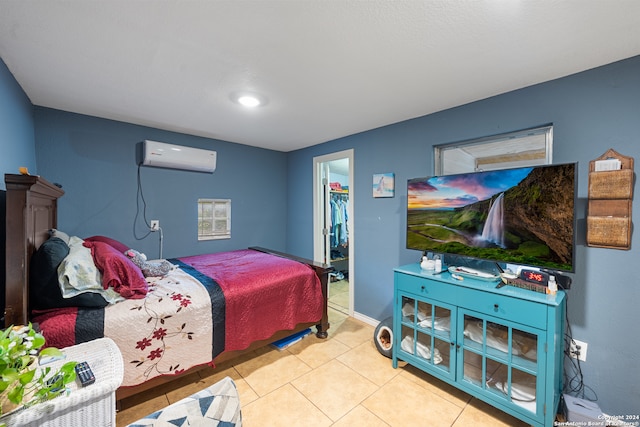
[4,174,64,327]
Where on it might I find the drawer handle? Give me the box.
[493,303,499,311]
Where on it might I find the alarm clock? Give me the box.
[519,269,550,285]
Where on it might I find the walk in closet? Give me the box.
[329,187,349,281]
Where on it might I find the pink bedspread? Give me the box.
[178,249,324,352]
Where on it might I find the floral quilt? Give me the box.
[104,266,218,386]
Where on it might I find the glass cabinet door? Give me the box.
[399,295,455,378]
[458,312,542,418]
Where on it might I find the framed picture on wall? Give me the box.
[373,173,395,198]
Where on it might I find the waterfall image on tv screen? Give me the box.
[407,163,576,272]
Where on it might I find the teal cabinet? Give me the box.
[393,264,565,427]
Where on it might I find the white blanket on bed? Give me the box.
[104,268,214,387]
[58,236,124,304]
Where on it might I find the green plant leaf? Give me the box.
[40,366,52,378]
[18,369,35,385]
[30,334,45,349]
[16,355,32,370]
[0,326,12,340]
[7,384,24,404]
[2,369,19,382]
[0,323,77,412]
[59,361,78,383]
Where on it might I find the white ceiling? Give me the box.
[1,1,640,152]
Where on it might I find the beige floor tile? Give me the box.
[331,316,375,349]
[292,358,379,421]
[118,371,200,413]
[362,374,463,426]
[337,340,401,386]
[329,279,349,295]
[333,405,391,427]
[116,392,170,426]
[329,278,350,313]
[241,383,333,427]
[164,366,238,403]
[399,364,472,408]
[233,345,312,396]
[195,366,260,406]
[196,364,241,383]
[287,331,352,368]
[328,307,349,327]
[228,377,259,407]
[453,398,531,427]
[329,290,350,312]
[138,372,203,404]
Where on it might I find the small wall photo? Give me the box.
[373,173,395,198]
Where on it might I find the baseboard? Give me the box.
[352,310,380,327]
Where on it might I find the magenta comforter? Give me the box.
[177,249,324,352]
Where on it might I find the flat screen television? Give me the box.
[407,163,577,273]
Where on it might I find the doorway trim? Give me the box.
[313,149,354,315]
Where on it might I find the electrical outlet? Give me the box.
[569,339,588,362]
[150,220,160,231]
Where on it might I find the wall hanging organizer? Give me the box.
[586,148,634,249]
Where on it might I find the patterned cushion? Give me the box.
[127,376,242,426]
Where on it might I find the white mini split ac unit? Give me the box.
[142,140,217,173]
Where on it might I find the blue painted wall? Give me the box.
[0,57,36,187]
[33,108,289,258]
[0,57,36,315]
[288,56,640,416]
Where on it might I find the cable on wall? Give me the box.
[561,283,598,402]
[134,164,163,259]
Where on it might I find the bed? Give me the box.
[3,173,332,402]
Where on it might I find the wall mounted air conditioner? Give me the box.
[142,140,217,173]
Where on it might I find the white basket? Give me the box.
[1,338,124,427]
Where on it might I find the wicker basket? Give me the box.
[1,338,123,427]
[588,169,634,199]
[586,216,631,248]
[586,149,634,250]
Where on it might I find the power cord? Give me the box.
[134,164,163,259]
[560,282,598,402]
[134,164,153,238]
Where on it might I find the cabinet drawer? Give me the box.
[460,289,547,329]
[395,273,454,303]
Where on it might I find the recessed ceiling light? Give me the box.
[230,91,268,108]
[238,95,261,107]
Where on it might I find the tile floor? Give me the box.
[328,278,349,315]
[116,308,532,426]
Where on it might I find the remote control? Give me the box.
[45,373,65,393]
[75,361,95,387]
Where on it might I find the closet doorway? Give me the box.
[313,149,354,316]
